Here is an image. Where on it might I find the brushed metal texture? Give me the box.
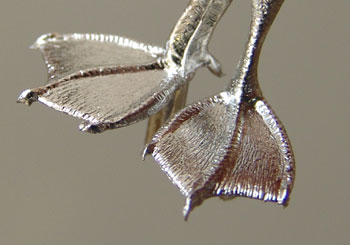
[17,0,232,133]
[145,0,295,219]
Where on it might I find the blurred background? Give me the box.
[1,0,349,244]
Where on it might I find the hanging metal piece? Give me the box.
[144,0,295,220]
[17,0,232,134]
[145,0,234,143]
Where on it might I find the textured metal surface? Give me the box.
[17,0,232,133]
[145,0,233,143]
[145,0,295,219]
[17,0,295,220]
[32,33,165,82]
[167,0,233,76]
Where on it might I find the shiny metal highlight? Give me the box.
[17,0,232,134]
[145,0,295,219]
[17,0,295,220]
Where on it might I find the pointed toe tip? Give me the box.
[79,123,96,133]
[279,196,290,208]
[31,34,47,49]
[183,212,190,221]
[141,147,149,161]
[218,71,226,78]
[79,123,107,134]
[141,144,153,160]
[209,66,223,77]
[183,197,193,221]
[32,32,61,48]
[207,54,223,77]
[17,89,37,106]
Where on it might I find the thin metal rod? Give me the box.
[145,83,189,144]
[228,0,284,94]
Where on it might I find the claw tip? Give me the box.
[183,197,193,221]
[79,123,95,133]
[141,145,152,160]
[79,122,107,134]
[207,54,223,77]
[17,89,37,106]
[31,33,60,49]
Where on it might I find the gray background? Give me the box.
[1,0,349,244]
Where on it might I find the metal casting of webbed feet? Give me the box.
[17,0,232,134]
[144,0,295,220]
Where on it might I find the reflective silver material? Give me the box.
[144,0,295,219]
[145,0,233,141]
[166,0,232,77]
[32,33,165,82]
[17,0,232,133]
